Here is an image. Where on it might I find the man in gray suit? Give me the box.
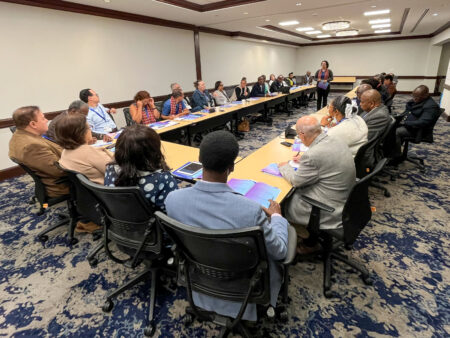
[278,116,355,254]
[165,131,290,321]
[360,90,391,168]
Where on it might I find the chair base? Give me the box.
[406,155,425,172]
[370,181,391,197]
[37,213,77,245]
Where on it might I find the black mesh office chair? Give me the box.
[123,107,136,126]
[154,101,164,113]
[353,138,378,179]
[299,159,387,298]
[77,174,174,337]
[155,211,297,338]
[398,108,443,172]
[9,157,77,244]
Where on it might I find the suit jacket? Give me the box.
[360,105,391,168]
[250,83,267,97]
[302,75,314,85]
[279,133,355,230]
[9,129,69,197]
[165,180,289,321]
[327,116,368,157]
[404,97,441,132]
[270,80,287,93]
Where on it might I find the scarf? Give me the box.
[141,104,156,124]
[319,69,330,81]
[170,97,183,116]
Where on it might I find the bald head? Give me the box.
[412,85,429,103]
[356,84,372,100]
[360,89,381,113]
[296,116,321,146]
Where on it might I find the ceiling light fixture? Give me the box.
[305,30,322,35]
[243,12,248,15]
[104,0,110,2]
[322,21,351,31]
[371,23,391,29]
[432,13,438,16]
[369,18,391,24]
[364,9,390,16]
[374,29,391,33]
[317,34,331,38]
[265,19,271,22]
[296,2,302,6]
[336,29,359,36]
[296,27,314,32]
[279,20,300,26]
[371,5,376,8]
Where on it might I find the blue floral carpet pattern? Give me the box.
[0,95,449,337]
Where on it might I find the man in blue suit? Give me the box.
[165,131,290,321]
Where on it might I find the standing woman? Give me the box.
[314,60,334,110]
[129,90,160,125]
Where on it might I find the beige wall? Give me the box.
[295,39,443,92]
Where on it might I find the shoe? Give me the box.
[296,243,321,256]
[76,221,102,233]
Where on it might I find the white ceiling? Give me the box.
[64,0,450,44]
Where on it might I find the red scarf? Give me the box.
[170,97,183,116]
[141,104,156,124]
[318,69,330,81]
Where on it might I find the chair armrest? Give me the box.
[283,225,297,265]
[300,195,335,213]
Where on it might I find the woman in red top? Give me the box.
[129,90,160,125]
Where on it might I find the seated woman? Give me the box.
[104,125,178,211]
[268,74,276,87]
[56,113,112,184]
[191,80,214,112]
[129,90,160,124]
[320,95,368,156]
[212,81,230,106]
[231,77,250,101]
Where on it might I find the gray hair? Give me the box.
[68,100,88,113]
[170,83,179,91]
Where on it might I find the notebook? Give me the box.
[227,178,280,208]
[261,162,298,178]
[174,114,204,121]
[148,121,179,130]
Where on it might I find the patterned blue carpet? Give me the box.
[0,94,449,337]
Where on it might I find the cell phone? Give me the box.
[176,162,203,176]
[280,142,292,147]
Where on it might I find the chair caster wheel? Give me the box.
[184,314,194,326]
[362,276,373,285]
[144,323,156,337]
[102,299,114,313]
[384,191,391,197]
[93,233,102,241]
[88,257,98,268]
[278,310,289,323]
[324,290,333,298]
[38,235,48,243]
[70,238,78,245]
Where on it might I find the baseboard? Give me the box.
[0,165,25,182]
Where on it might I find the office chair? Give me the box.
[9,126,16,133]
[353,137,379,179]
[154,101,164,114]
[155,212,297,338]
[398,108,443,172]
[299,159,387,298]
[77,174,174,337]
[9,157,77,245]
[123,108,136,126]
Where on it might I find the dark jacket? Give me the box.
[191,89,214,112]
[404,97,441,130]
[250,83,266,97]
[234,86,250,100]
[270,80,285,93]
[314,69,334,84]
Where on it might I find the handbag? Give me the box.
[317,81,329,90]
[238,118,250,132]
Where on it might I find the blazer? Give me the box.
[279,133,355,230]
[250,83,267,97]
[270,80,287,93]
[360,105,391,168]
[213,90,230,106]
[191,89,214,112]
[404,97,441,131]
[9,129,69,197]
[302,75,314,85]
[165,180,289,321]
[327,116,368,157]
[59,144,113,185]
[231,86,250,101]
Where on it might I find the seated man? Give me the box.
[285,72,296,86]
[169,83,191,109]
[355,83,372,115]
[162,89,190,119]
[359,90,391,168]
[278,116,355,254]
[270,75,288,93]
[9,106,68,197]
[250,76,270,97]
[393,85,441,161]
[303,71,314,100]
[165,130,289,321]
[46,100,90,142]
[79,88,117,137]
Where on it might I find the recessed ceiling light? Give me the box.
[296,27,314,32]
[371,5,376,8]
[433,13,438,16]
[322,21,350,30]
[364,9,390,16]
[279,20,300,26]
[305,30,322,35]
[265,19,271,22]
[369,18,391,24]
[336,29,359,36]
[374,29,391,33]
[317,35,331,38]
[243,12,248,15]
[371,23,391,29]
[104,0,110,2]
[296,2,302,6]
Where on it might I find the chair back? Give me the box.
[354,137,378,178]
[154,101,164,113]
[55,163,102,225]
[342,158,387,245]
[378,116,396,159]
[9,126,16,133]
[77,174,161,256]
[123,107,136,126]
[421,107,444,143]
[155,212,271,305]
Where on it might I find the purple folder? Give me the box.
[227,178,280,208]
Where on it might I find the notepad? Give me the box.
[148,121,179,130]
[174,114,204,121]
[261,162,298,178]
[172,162,203,180]
[227,179,280,208]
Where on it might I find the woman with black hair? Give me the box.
[212,80,230,106]
[320,95,368,156]
[104,125,178,211]
[314,60,334,110]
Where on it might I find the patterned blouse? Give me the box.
[104,164,178,211]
